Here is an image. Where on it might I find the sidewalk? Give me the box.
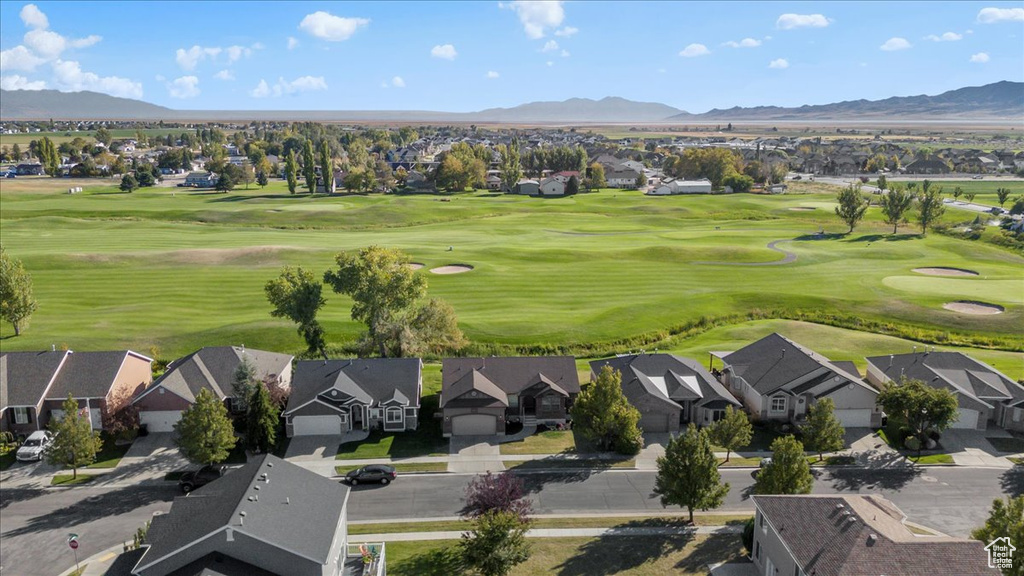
[350,524,743,543]
[55,544,125,576]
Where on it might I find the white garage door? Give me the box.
[951,408,980,429]
[833,409,873,428]
[292,415,342,436]
[140,410,182,433]
[452,414,496,436]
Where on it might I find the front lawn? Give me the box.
[336,396,447,460]
[0,444,16,470]
[52,474,97,486]
[907,453,955,465]
[499,429,580,455]
[712,425,784,453]
[504,458,635,470]
[1010,457,1023,465]
[349,515,753,535]
[987,436,1024,454]
[335,462,448,475]
[717,456,762,467]
[87,434,133,468]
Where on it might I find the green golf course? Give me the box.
[1,176,1022,377]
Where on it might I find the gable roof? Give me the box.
[866,351,1024,407]
[139,347,293,404]
[46,350,152,399]
[134,455,348,574]
[441,357,580,405]
[724,333,874,397]
[0,350,71,408]
[590,354,741,410]
[284,358,421,414]
[753,495,998,575]
[442,369,509,407]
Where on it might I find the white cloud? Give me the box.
[970,52,990,63]
[679,43,710,57]
[776,13,830,29]
[1,74,46,90]
[486,70,500,79]
[225,45,252,63]
[723,37,762,48]
[554,26,578,37]
[288,36,299,50]
[541,40,559,52]
[768,58,789,69]
[214,69,235,81]
[0,45,46,72]
[431,44,457,60]
[880,37,912,51]
[22,28,101,60]
[298,11,369,41]
[560,49,570,57]
[977,7,1024,23]
[924,32,963,42]
[51,59,142,98]
[391,76,405,88]
[175,45,221,70]
[546,60,554,67]
[250,76,328,98]
[19,4,48,29]
[501,1,565,39]
[167,75,200,98]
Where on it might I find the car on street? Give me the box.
[178,465,227,493]
[344,464,397,485]
[759,457,773,468]
[16,431,54,462]
[972,175,984,180]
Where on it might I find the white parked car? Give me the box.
[16,430,54,462]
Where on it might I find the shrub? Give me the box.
[742,517,755,556]
[904,436,921,451]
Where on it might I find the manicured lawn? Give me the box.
[907,453,955,465]
[87,434,132,468]
[0,444,16,471]
[712,426,784,453]
[808,455,856,466]
[51,474,97,485]
[717,456,762,467]
[986,436,1024,454]
[385,534,745,575]
[335,462,448,475]
[1010,457,1023,465]
[336,394,447,460]
[499,429,579,455]
[349,515,753,535]
[504,458,636,470]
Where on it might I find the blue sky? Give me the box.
[1,1,1022,113]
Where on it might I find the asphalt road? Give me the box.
[2,466,1019,576]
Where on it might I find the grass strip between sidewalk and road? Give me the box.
[51,474,97,486]
[335,462,449,476]
[503,458,636,470]
[348,514,754,535]
[906,453,955,465]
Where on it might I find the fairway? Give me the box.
[1,177,1022,368]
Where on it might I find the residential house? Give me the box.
[589,354,741,433]
[1,350,152,435]
[513,179,540,195]
[282,358,422,437]
[619,160,645,173]
[404,170,435,192]
[865,351,1024,431]
[14,163,43,176]
[184,171,217,187]
[440,356,580,436]
[485,173,503,190]
[606,168,641,188]
[539,177,567,196]
[766,184,788,194]
[133,346,293,432]
[128,454,385,576]
[717,333,882,427]
[649,178,712,195]
[751,494,997,576]
[905,159,952,175]
[550,170,580,183]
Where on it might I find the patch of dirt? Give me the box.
[430,264,474,275]
[913,267,979,277]
[942,301,1004,315]
[407,262,425,270]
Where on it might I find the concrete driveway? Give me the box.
[940,429,1013,468]
[285,435,347,461]
[448,436,503,473]
[99,433,188,485]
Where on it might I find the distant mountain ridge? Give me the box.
[1,81,1021,122]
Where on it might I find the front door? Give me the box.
[352,405,364,430]
[523,396,536,416]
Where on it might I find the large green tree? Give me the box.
[231,356,259,413]
[708,406,752,463]
[318,139,333,193]
[879,184,915,234]
[835,184,869,234]
[285,150,299,194]
[585,162,606,190]
[802,398,846,461]
[45,394,103,479]
[569,365,643,455]
[497,140,522,192]
[245,381,279,454]
[119,173,139,193]
[38,136,60,176]
[876,377,959,448]
[264,266,327,357]
[917,187,946,235]
[972,496,1024,576]
[174,388,237,466]
[753,435,813,495]
[654,423,730,522]
[0,246,38,336]
[460,509,531,576]
[302,139,316,194]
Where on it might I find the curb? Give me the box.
[55,544,125,576]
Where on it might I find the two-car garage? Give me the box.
[291,414,344,436]
[833,409,874,428]
[451,414,497,436]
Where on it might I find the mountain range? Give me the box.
[1,81,1021,122]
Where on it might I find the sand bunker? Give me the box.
[943,301,1004,315]
[430,264,473,275]
[407,262,425,270]
[913,267,979,277]
[788,207,816,211]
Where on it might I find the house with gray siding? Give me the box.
[282,358,422,437]
[751,494,997,575]
[129,454,384,576]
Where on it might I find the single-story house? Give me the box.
[589,354,741,433]
[184,171,217,187]
[649,178,712,195]
[718,333,882,428]
[1,350,152,436]
[513,179,540,195]
[128,454,384,576]
[865,351,1024,431]
[440,356,580,436]
[14,163,43,176]
[282,358,422,437]
[904,159,952,175]
[751,494,997,576]
[539,177,566,196]
[606,168,641,188]
[133,346,293,432]
[485,173,503,190]
[549,170,580,184]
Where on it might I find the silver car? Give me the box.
[16,430,54,462]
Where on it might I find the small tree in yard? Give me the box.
[464,471,532,521]
[835,184,868,234]
[174,389,237,466]
[460,509,531,576]
[103,385,140,441]
[45,394,103,479]
[972,496,1024,576]
[708,406,752,463]
[876,377,959,454]
[569,365,643,455]
[753,435,813,495]
[879,184,915,234]
[231,356,259,413]
[245,381,278,454]
[802,398,846,461]
[654,423,730,522]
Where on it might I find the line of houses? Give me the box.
[4,333,1022,440]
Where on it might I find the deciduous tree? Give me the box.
[802,398,846,461]
[0,246,38,336]
[997,188,1011,208]
[460,510,531,576]
[464,471,532,521]
[102,385,140,441]
[285,150,299,194]
[319,139,333,193]
[876,377,959,450]
[569,365,643,455]
[708,406,752,463]
[917,186,946,235]
[753,435,813,495]
[45,395,103,479]
[174,388,237,466]
[264,266,327,357]
[972,496,1024,576]
[245,380,278,454]
[654,423,730,522]
[879,184,915,234]
[498,140,522,192]
[835,184,868,234]
[302,139,316,194]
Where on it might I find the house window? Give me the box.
[711,410,725,422]
[755,541,760,560]
[759,511,766,533]
[770,397,787,413]
[386,408,403,423]
[405,407,418,418]
[340,413,348,423]
[1015,408,1022,423]
[507,395,519,409]
[541,396,560,410]
[371,408,383,419]
[13,407,30,424]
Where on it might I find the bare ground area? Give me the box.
[913,267,979,277]
[943,301,1004,315]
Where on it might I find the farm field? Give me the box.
[1,177,1022,368]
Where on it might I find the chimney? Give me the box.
[226,527,234,542]
[867,534,877,544]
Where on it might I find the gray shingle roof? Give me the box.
[753,495,998,575]
[284,358,421,415]
[441,357,580,407]
[46,351,150,399]
[866,352,1024,407]
[147,347,293,403]
[724,333,870,397]
[135,455,347,574]
[590,354,741,410]
[0,350,70,408]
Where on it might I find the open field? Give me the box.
[1,178,1022,369]
[0,128,209,148]
[870,179,1024,205]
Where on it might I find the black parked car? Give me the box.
[179,465,227,493]
[345,465,397,486]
